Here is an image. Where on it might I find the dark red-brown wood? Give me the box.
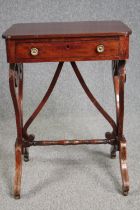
[15,38,119,62]
[2,21,132,39]
[3,21,131,63]
[2,21,132,199]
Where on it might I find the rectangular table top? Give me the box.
[2,21,132,40]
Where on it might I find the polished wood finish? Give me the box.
[3,21,131,63]
[2,21,132,198]
[2,21,132,39]
[5,36,129,63]
[28,139,114,146]
[15,38,120,62]
[111,59,129,195]
[9,63,23,199]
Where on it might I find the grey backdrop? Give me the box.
[0,0,140,210]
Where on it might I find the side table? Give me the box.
[2,21,132,198]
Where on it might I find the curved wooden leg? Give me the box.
[18,64,29,162]
[71,61,118,162]
[14,143,22,199]
[23,62,64,144]
[108,60,120,158]
[119,138,129,195]
[9,64,23,199]
[117,60,129,195]
[70,62,117,133]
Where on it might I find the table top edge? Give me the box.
[2,20,132,40]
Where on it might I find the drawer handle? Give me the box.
[30,48,39,56]
[97,45,104,53]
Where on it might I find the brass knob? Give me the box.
[97,45,104,53]
[30,48,39,56]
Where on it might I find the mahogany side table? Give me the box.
[2,21,132,199]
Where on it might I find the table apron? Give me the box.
[5,36,129,63]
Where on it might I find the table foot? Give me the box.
[23,147,29,162]
[14,194,20,199]
[122,187,129,196]
[105,131,118,159]
[119,138,129,196]
[23,134,34,161]
[14,144,22,199]
[110,145,117,159]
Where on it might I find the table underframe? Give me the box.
[9,60,129,199]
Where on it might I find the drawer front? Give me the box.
[15,39,120,62]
